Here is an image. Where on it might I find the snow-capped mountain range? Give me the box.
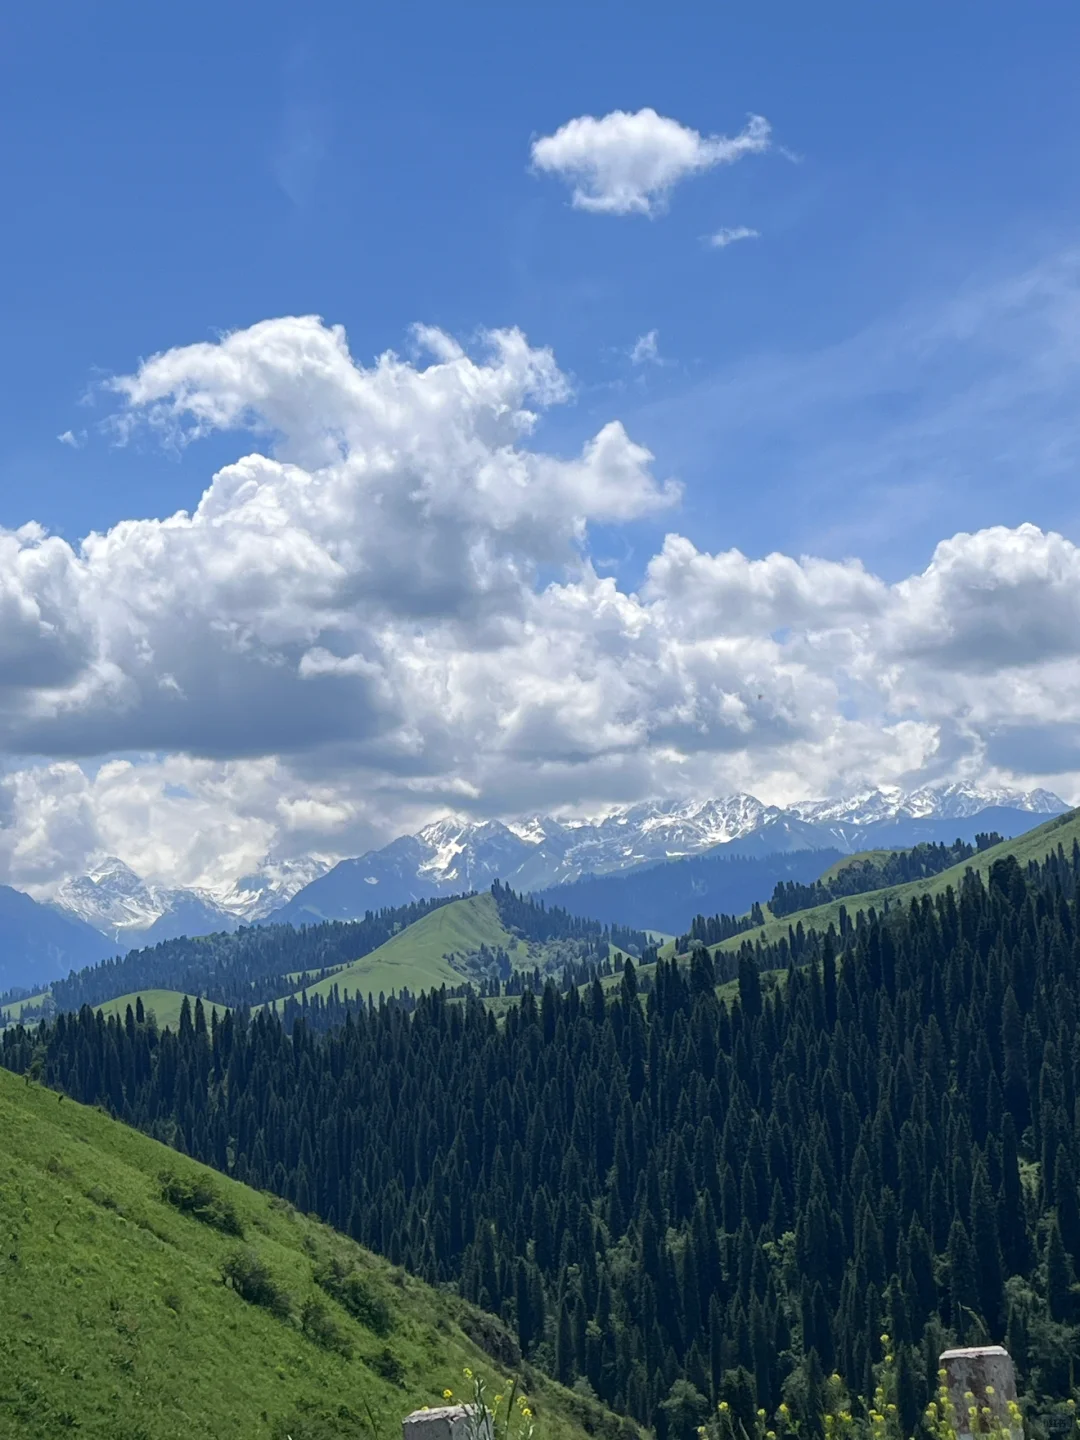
[30,783,1067,944]
[51,855,330,946]
[272,783,1068,924]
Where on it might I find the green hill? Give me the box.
[0,991,49,1026]
[815,849,894,882]
[0,1065,630,1440]
[291,893,527,1004]
[95,989,196,1030]
[713,805,1080,952]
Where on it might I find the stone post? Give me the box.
[939,1346,1021,1440]
[403,1405,493,1440]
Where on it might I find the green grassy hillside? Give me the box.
[713,806,1080,952]
[94,989,196,1030]
[0,1065,630,1440]
[293,893,526,1003]
[815,849,893,882]
[0,991,49,1025]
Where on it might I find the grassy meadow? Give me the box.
[0,1065,632,1440]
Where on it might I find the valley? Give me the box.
[5,797,1080,1439]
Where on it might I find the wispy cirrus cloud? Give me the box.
[630,330,662,365]
[706,225,760,249]
[530,108,771,217]
[634,249,1080,571]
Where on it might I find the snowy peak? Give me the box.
[41,783,1072,943]
[280,781,1070,924]
[55,858,163,936]
[226,856,333,921]
[52,853,331,942]
[618,794,775,849]
[791,782,1065,827]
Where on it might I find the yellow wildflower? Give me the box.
[443,1391,454,1401]
[463,1368,473,1380]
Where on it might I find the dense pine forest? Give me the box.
[768,835,1005,918]
[5,844,1080,1437]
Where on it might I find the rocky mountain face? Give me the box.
[273,784,1068,923]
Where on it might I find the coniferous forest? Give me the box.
[5,847,1080,1438]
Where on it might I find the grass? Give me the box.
[711,807,1080,954]
[290,894,526,1004]
[0,991,50,1026]
[282,962,349,984]
[94,990,198,1031]
[0,1065,633,1440]
[815,850,894,883]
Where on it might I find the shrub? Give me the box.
[364,1345,405,1385]
[459,1306,521,1369]
[313,1257,393,1336]
[160,1169,244,1237]
[300,1297,353,1358]
[222,1249,291,1319]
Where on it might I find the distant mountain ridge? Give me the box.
[21,784,1066,969]
[51,854,330,946]
[0,885,116,995]
[274,783,1066,923]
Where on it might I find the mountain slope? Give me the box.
[290,892,521,1003]
[0,885,115,994]
[540,846,846,934]
[714,805,1080,951]
[0,1064,628,1440]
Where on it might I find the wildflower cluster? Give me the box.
[922,1372,1023,1440]
[443,1366,534,1440]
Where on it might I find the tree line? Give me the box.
[768,835,1004,918]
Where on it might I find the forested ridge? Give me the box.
[768,835,1004,918]
[43,895,460,1013]
[5,846,1080,1437]
[27,885,650,1019]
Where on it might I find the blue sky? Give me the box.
[6,1,1080,567]
[3,1,1080,892]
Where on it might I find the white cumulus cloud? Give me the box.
[530,108,771,216]
[3,316,1080,895]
